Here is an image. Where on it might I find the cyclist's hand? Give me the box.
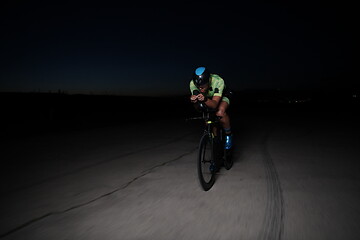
[190,95,198,103]
[197,94,206,102]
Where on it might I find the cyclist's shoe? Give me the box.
[225,134,233,150]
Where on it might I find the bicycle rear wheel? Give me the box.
[220,129,233,170]
[224,148,233,170]
[197,134,215,191]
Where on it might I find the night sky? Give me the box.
[1,1,357,96]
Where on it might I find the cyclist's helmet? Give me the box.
[192,67,210,88]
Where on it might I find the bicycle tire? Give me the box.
[224,148,233,170]
[217,128,233,170]
[197,133,215,191]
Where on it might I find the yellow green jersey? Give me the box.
[189,74,230,104]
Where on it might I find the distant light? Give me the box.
[353,94,357,98]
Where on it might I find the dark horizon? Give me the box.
[2,87,359,138]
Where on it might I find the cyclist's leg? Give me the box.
[216,100,231,133]
[217,98,233,150]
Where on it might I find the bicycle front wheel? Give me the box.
[197,134,215,191]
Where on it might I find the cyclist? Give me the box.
[189,66,233,149]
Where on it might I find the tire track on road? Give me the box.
[258,134,284,240]
[0,147,198,239]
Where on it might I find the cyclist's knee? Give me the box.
[216,110,226,117]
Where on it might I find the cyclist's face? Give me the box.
[199,83,209,93]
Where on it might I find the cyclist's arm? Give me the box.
[203,75,224,109]
[203,95,221,109]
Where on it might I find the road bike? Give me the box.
[188,103,233,191]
